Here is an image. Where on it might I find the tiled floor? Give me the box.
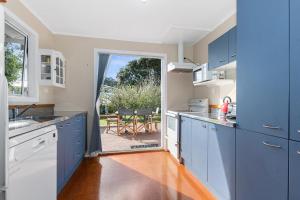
[100,124,161,152]
[58,151,216,200]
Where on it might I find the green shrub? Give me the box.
[100,79,160,113]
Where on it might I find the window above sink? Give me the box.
[4,8,39,104]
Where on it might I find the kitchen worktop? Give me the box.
[179,112,236,128]
[9,111,87,138]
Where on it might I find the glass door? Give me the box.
[41,55,51,81]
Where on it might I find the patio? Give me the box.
[100,122,161,152]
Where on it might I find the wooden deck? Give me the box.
[100,123,161,152]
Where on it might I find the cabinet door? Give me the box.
[180,117,192,170]
[64,120,74,181]
[228,26,237,62]
[290,0,300,141]
[207,124,235,200]
[56,122,65,193]
[191,120,208,184]
[208,33,229,70]
[236,129,288,200]
[289,141,300,200]
[237,0,289,138]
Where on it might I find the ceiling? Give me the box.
[20,0,236,44]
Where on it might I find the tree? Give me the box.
[5,46,22,90]
[116,58,161,86]
[103,77,118,87]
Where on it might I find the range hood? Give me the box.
[167,41,196,72]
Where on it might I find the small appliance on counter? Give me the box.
[227,102,237,120]
[220,96,236,120]
[166,98,209,161]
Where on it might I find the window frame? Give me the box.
[5,8,39,104]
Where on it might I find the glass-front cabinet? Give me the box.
[40,49,65,88]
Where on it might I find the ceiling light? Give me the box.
[141,0,148,3]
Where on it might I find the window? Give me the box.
[4,8,39,103]
[5,22,29,96]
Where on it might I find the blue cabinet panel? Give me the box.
[56,114,87,194]
[228,26,237,62]
[236,129,288,200]
[289,141,300,200]
[208,32,229,70]
[57,122,65,193]
[237,0,289,138]
[207,124,235,200]
[180,117,192,170]
[191,120,208,184]
[290,0,300,141]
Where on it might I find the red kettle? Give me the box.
[221,96,232,115]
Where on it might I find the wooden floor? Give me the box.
[58,151,216,200]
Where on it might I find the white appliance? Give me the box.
[8,126,57,200]
[167,41,196,72]
[166,99,209,161]
[193,63,213,85]
[0,5,9,200]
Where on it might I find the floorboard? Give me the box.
[58,151,216,200]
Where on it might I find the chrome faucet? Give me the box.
[14,104,37,118]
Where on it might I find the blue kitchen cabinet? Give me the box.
[180,116,192,170]
[289,140,300,200]
[57,122,66,193]
[236,129,288,200]
[237,0,289,138]
[56,114,87,194]
[228,26,237,62]
[290,0,300,141]
[208,32,229,70]
[207,124,235,200]
[191,120,208,184]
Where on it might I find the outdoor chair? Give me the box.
[116,108,136,135]
[106,115,118,134]
[135,108,154,135]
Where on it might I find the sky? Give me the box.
[105,54,139,79]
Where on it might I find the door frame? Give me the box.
[93,48,168,153]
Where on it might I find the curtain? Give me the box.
[89,53,110,154]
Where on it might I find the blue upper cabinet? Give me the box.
[289,140,300,200]
[228,26,237,62]
[191,120,208,184]
[207,124,235,200]
[208,32,229,70]
[180,117,192,170]
[290,0,300,141]
[236,129,288,200]
[237,0,289,138]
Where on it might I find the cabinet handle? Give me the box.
[231,54,236,58]
[262,141,281,149]
[297,151,300,155]
[297,130,300,133]
[219,60,226,63]
[263,124,280,130]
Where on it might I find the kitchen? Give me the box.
[0,0,298,200]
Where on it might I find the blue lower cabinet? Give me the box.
[57,122,65,193]
[289,140,300,200]
[191,120,208,184]
[56,114,87,194]
[207,124,235,200]
[236,129,288,200]
[180,117,192,170]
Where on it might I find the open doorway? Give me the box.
[95,50,166,153]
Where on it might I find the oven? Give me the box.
[166,111,180,161]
